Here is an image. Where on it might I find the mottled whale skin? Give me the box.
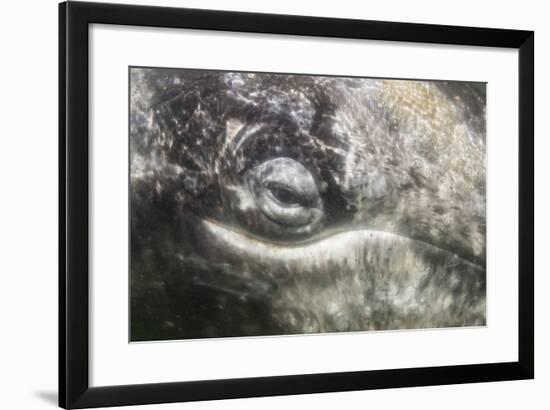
[130,68,486,340]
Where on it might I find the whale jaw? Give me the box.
[177,220,486,335]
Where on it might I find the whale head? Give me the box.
[130,68,486,340]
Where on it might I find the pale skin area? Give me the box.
[332,80,486,263]
[197,220,485,334]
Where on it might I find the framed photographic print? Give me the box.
[59,1,534,408]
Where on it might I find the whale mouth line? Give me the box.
[201,218,483,269]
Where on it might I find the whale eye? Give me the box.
[265,182,302,207]
[247,157,323,230]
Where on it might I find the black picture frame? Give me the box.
[59,1,534,408]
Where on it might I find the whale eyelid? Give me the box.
[264,181,304,207]
[246,157,324,230]
[259,159,320,201]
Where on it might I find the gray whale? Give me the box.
[130,68,486,340]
